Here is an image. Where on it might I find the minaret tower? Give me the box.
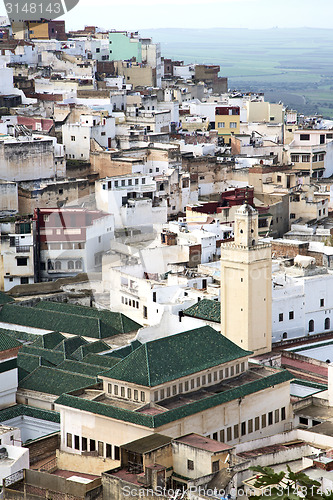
[220,202,272,354]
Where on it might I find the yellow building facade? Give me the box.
[215,106,240,143]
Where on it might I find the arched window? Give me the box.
[282,332,288,339]
[55,260,61,270]
[75,260,82,270]
[325,318,330,330]
[68,260,74,270]
[309,319,314,333]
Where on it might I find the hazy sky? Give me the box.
[1,0,333,31]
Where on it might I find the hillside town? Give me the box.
[2,16,333,500]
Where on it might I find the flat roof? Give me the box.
[121,434,172,454]
[174,433,232,453]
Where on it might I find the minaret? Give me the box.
[220,202,272,354]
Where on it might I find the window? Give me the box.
[127,388,131,399]
[289,311,294,320]
[98,441,104,456]
[142,178,146,185]
[55,260,62,270]
[74,435,80,450]
[241,362,245,372]
[108,383,112,394]
[191,379,195,389]
[213,432,218,441]
[172,385,177,395]
[141,391,145,402]
[320,298,325,307]
[212,460,220,473]
[197,377,200,387]
[218,122,225,128]
[279,313,283,322]
[309,319,314,332]
[143,306,148,319]
[68,261,74,270]
[106,444,112,457]
[208,373,212,383]
[230,122,237,128]
[114,446,120,460]
[75,260,82,270]
[134,390,138,400]
[167,387,171,397]
[202,375,206,385]
[17,258,27,266]
[234,424,239,439]
[153,292,156,302]
[277,175,282,182]
[268,411,273,425]
[291,155,299,163]
[179,383,183,393]
[283,332,288,339]
[255,417,260,431]
[220,429,225,442]
[230,366,234,376]
[261,414,267,428]
[302,154,310,162]
[236,364,240,374]
[225,367,229,378]
[82,437,87,451]
[121,387,125,397]
[187,459,194,470]
[299,417,308,425]
[290,213,296,219]
[66,433,72,448]
[325,318,330,330]
[275,409,280,423]
[185,381,189,391]
[227,427,232,441]
[300,134,310,140]
[114,385,118,395]
[20,277,29,284]
[71,136,76,141]
[281,407,286,420]
[241,422,246,436]
[90,439,96,452]
[219,370,223,380]
[248,419,253,433]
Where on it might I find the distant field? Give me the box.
[141,28,333,118]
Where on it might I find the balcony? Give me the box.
[16,246,31,253]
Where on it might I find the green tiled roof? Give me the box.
[20,345,66,365]
[0,327,38,343]
[33,332,65,350]
[183,299,221,323]
[17,352,53,381]
[54,336,88,357]
[106,340,142,359]
[101,326,251,387]
[82,353,122,369]
[58,359,107,377]
[0,291,14,305]
[0,331,21,352]
[19,366,97,396]
[71,340,111,361]
[0,304,114,339]
[36,301,142,334]
[55,369,293,429]
[0,404,60,423]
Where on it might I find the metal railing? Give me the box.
[4,469,24,487]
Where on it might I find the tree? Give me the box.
[249,465,333,500]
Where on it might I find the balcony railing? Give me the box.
[16,246,31,253]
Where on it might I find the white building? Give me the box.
[0,219,34,291]
[0,331,20,409]
[62,113,115,160]
[96,174,167,229]
[272,257,333,342]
